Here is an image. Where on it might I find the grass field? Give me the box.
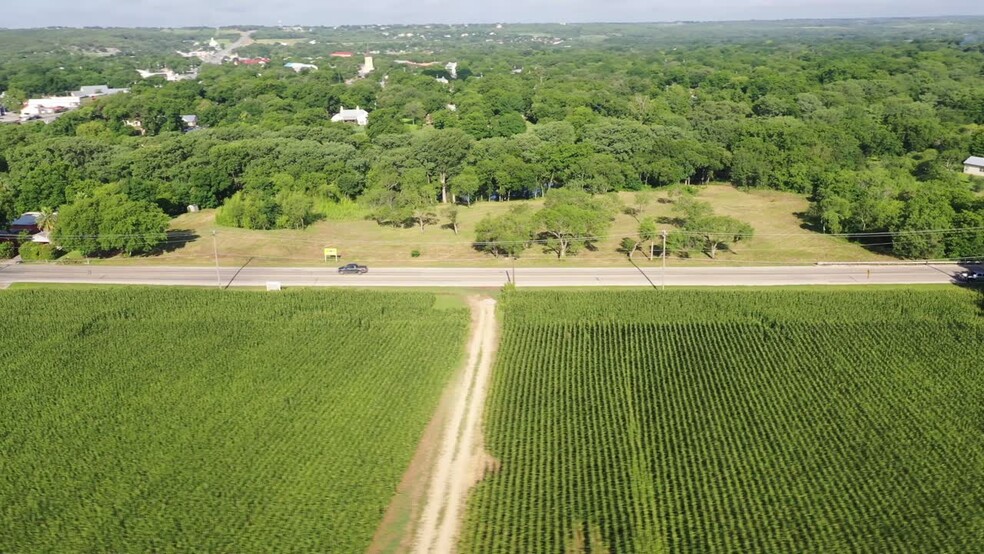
[102,184,892,267]
[463,288,984,552]
[253,38,307,45]
[0,288,468,552]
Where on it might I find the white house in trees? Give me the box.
[285,62,318,72]
[331,106,369,126]
[964,156,984,176]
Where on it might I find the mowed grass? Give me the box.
[463,288,984,553]
[116,184,891,267]
[253,38,307,45]
[0,288,469,552]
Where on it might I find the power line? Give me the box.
[51,251,983,266]
[3,225,981,246]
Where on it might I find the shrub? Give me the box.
[0,241,14,259]
[18,241,57,261]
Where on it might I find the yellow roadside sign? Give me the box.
[324,247,338,261]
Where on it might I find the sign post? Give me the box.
[323,247,339,262]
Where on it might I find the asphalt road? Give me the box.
[0,262,977,289]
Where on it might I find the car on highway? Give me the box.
[338,263,368,275]
[955,270,983,283]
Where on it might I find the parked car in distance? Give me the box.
[338,263,368,275]
[955,270,983,283]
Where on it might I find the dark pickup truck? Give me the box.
[338,263,368,275]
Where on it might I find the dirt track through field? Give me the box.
[413,296,498,554]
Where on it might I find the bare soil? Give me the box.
[413,296,498,554]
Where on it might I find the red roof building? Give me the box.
[330,52,354,57]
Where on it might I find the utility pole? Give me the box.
[211,230,222,289]
[512,256,517,286]
[661,230,667,291]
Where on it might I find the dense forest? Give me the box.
[1,19,982,259]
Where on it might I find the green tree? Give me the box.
[619,236,641,259]
[97,194,170,255]
[491,112,527,137]
[449,168,480,204]
[459,111,492,139]
[55,190,169,256]
[890,190,955,259]
[411,128,473,204]
[0,181,16,228]
[35,207,57,234]
[363,167,437,231]
[17,241,57,261]
[1,88,27,112]
[367,108,408,139]
[535,189,616,258]
[730,137,780,189]
[675,199,754,259]
[638,217,661,260]
[399,169,438,231]
[947,208,984,259]
[52,195,101,255]
[444,205,460,235]
[623,191,654,223]
[474,205,534,258]
[688,215,755,259]
[882,99,942,152]
[0,241,14,260]
[276,191,315,229]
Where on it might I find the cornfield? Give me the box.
[463,288,984,553]
[0,287,468,552]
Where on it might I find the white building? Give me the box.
[445,61,458,79]
[358,55,375,77]
[124,119,145,135]
[964,156,984,177]
[71,85,129,99]
[176,50,216,62]
[331,106,369,126]
[21,96,81,117]
[285,62,318,72]
[137,68,198,82]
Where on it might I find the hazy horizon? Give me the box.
[1,1,983,29]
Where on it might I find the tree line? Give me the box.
[1,28,983,259]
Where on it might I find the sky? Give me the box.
[3,0,983,28]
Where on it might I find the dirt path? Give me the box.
[413,296,498,554]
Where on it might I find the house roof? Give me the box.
[11,212,40,227]
[331,106,369,125]
[285,62,318,71]
[334,107,367,115]
[71,85,129,98]
[965,156,984,167]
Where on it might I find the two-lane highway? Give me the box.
[0,262,973,288]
